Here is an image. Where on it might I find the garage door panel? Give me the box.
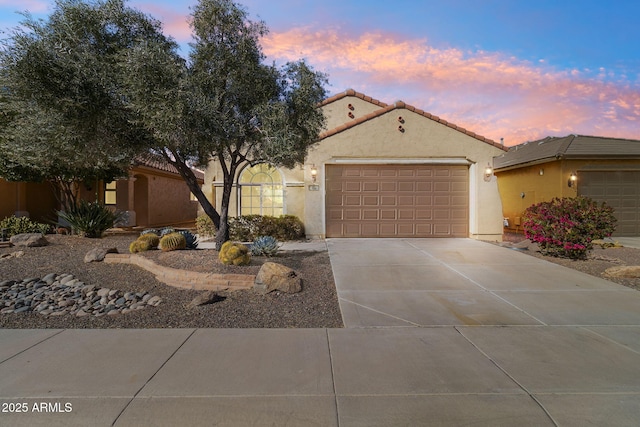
[579,171,640,236]
[326,164,469,237]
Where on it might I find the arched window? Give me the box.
[239,163,284,216]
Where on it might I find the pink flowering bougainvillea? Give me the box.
[522,196,617,259]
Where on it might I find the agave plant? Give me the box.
[177,229,199,249]
[251,235,280,257]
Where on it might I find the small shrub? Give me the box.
[229,215,305,241]
[523,196,617,259]
[58,201,124,238]
[196,214,217,239]
[159,232,187,251]
[218,241,251,265]
[0,215,50,237]
[177,230,199,249]
[251,235,280,257]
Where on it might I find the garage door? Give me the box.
[579,171,640,236]
[326,164,469,237]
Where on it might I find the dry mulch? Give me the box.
[0,234,343,329]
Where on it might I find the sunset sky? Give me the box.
[2,0,639,145]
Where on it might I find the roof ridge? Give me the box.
[319,95,506,151]
[320,88,388,108]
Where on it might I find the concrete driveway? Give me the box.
[1,238,640,426]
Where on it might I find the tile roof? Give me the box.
[133,153,205,181]
[320,88,388,108]
[493,135,640,170]
[319,95,506,151]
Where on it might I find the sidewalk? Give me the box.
[1,238,640,426]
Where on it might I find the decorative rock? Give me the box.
[147,296,162,306]
[254,262,302,295]
[9,233,49,248]
[187,291,225,308]
[603,265,640,278]
[97,288,111,297]
[84,247,118,263]
[0,251,24,260]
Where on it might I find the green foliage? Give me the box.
[159,227,175,237]
[218,241,251,266]
[196,214,217,239]
[0,0,165,210]
[230,215,305,241]
[129,239,152,253]
[0,215,50,237]
[251,235,280,257]
[159,232,187,251]
[57,200,123,238]
[523,196,617,259]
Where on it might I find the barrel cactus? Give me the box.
[130,239,152,253]
[219,241,251,266]
[138,233,160,249]
[251,235,280,257]
[159,232,187,251]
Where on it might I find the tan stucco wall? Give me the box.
[203,94,506,241]
[0,179,56,223]
[496,159,640,233]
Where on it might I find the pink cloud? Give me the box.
[134,3,192,43]
[263,27,640,145]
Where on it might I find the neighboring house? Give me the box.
[204,89,508,240]
[493,135,640,236]
[0,153,204,229]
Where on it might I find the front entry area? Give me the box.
[325,164,469,238]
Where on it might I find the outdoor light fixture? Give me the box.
[484,164,493,182]
[568,172,577,188]
[310,164,318,183]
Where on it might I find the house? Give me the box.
[0,153,204,229]
[204,89,508,240]
[493,135,640,236]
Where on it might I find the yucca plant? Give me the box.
[58,201,124,238]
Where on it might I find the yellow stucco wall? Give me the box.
[203,94,507,241]
[496,159,640,233]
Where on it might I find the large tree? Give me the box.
[0,0,168,210]
[122,0,327,246]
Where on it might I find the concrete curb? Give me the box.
[104,254,255,291]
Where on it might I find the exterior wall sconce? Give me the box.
[568,171,577,188]
[484,164,493,182]
[310,164,318,183]
[539,168,544,176]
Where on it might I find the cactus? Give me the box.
[159,232,187,251]
[159,227,175,237]
[251,235,280,257]
[218,241,251,265]
[177,230,199,249]
[129,239,152,253]
[138,233,160,249]
[141,228,160,236]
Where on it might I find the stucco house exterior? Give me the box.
[204,89,508,240]
[493,135,640,236]
[0,153,204,229]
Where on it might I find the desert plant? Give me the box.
[141,228,160,236]
[159,227,175,237]
[159,232,187,251]
[196,214,217,239]
[251,235,280,257]
[57,201,124,238]
[137,233,160,249]
[0,215,50,237]
[129,239,153,253]
[522,196,617,259]
[229,215,305,241]
[177,230,199,249]
[218,241,251,265]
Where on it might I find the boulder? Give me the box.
[84,247,118,263]
[10,233,49,248]
[187,291,225,308]
[603,265,640,278]
[254,262,302,295]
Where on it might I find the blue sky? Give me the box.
[2,0,639,145]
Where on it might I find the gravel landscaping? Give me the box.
[0,234,343,329]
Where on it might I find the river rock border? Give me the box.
[0,274,161,317]
[103,254,256,291]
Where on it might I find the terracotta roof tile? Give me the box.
[320,88,388,108]
[133,153,205,181]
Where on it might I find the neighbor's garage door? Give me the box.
[325,164,469,238]
[579,171,640,236]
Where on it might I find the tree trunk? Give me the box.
[214,169,234,250]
